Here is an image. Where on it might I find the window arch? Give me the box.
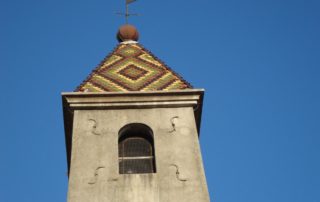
[118,123,156,174]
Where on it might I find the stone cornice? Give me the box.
[62,89,204,110]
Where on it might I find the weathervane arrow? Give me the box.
[126,0,137,4]
[116,0,139,24]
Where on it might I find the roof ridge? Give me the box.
[75,44,122,92]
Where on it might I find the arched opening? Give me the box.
[118,123,156,174]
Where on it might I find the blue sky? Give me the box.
[1,0,320,201]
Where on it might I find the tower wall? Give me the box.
[63,91,210,202]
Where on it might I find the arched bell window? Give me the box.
[118,123,156,174]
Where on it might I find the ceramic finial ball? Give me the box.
[117,24,139,42]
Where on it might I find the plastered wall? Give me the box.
[67,107,210,202]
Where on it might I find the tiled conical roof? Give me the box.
[75,26,192,92]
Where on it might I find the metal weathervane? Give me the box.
[117,0,139,24]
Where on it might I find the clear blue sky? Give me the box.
[1,0,319,201]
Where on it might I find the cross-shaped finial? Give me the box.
[116,0,139,24]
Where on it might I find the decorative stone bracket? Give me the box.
[170,164,188,182]
[88,166,105,185]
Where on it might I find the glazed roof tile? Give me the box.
[76,42,192,92]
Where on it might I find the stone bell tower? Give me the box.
[62,25,210,202]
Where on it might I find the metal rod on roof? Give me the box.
[117,0,139,24]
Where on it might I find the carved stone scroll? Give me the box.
[88,166,105,185]
[169,116,179,133]
[170,164,188,182]
[88,119,101,136]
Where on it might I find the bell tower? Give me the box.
[62,25,210,202]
